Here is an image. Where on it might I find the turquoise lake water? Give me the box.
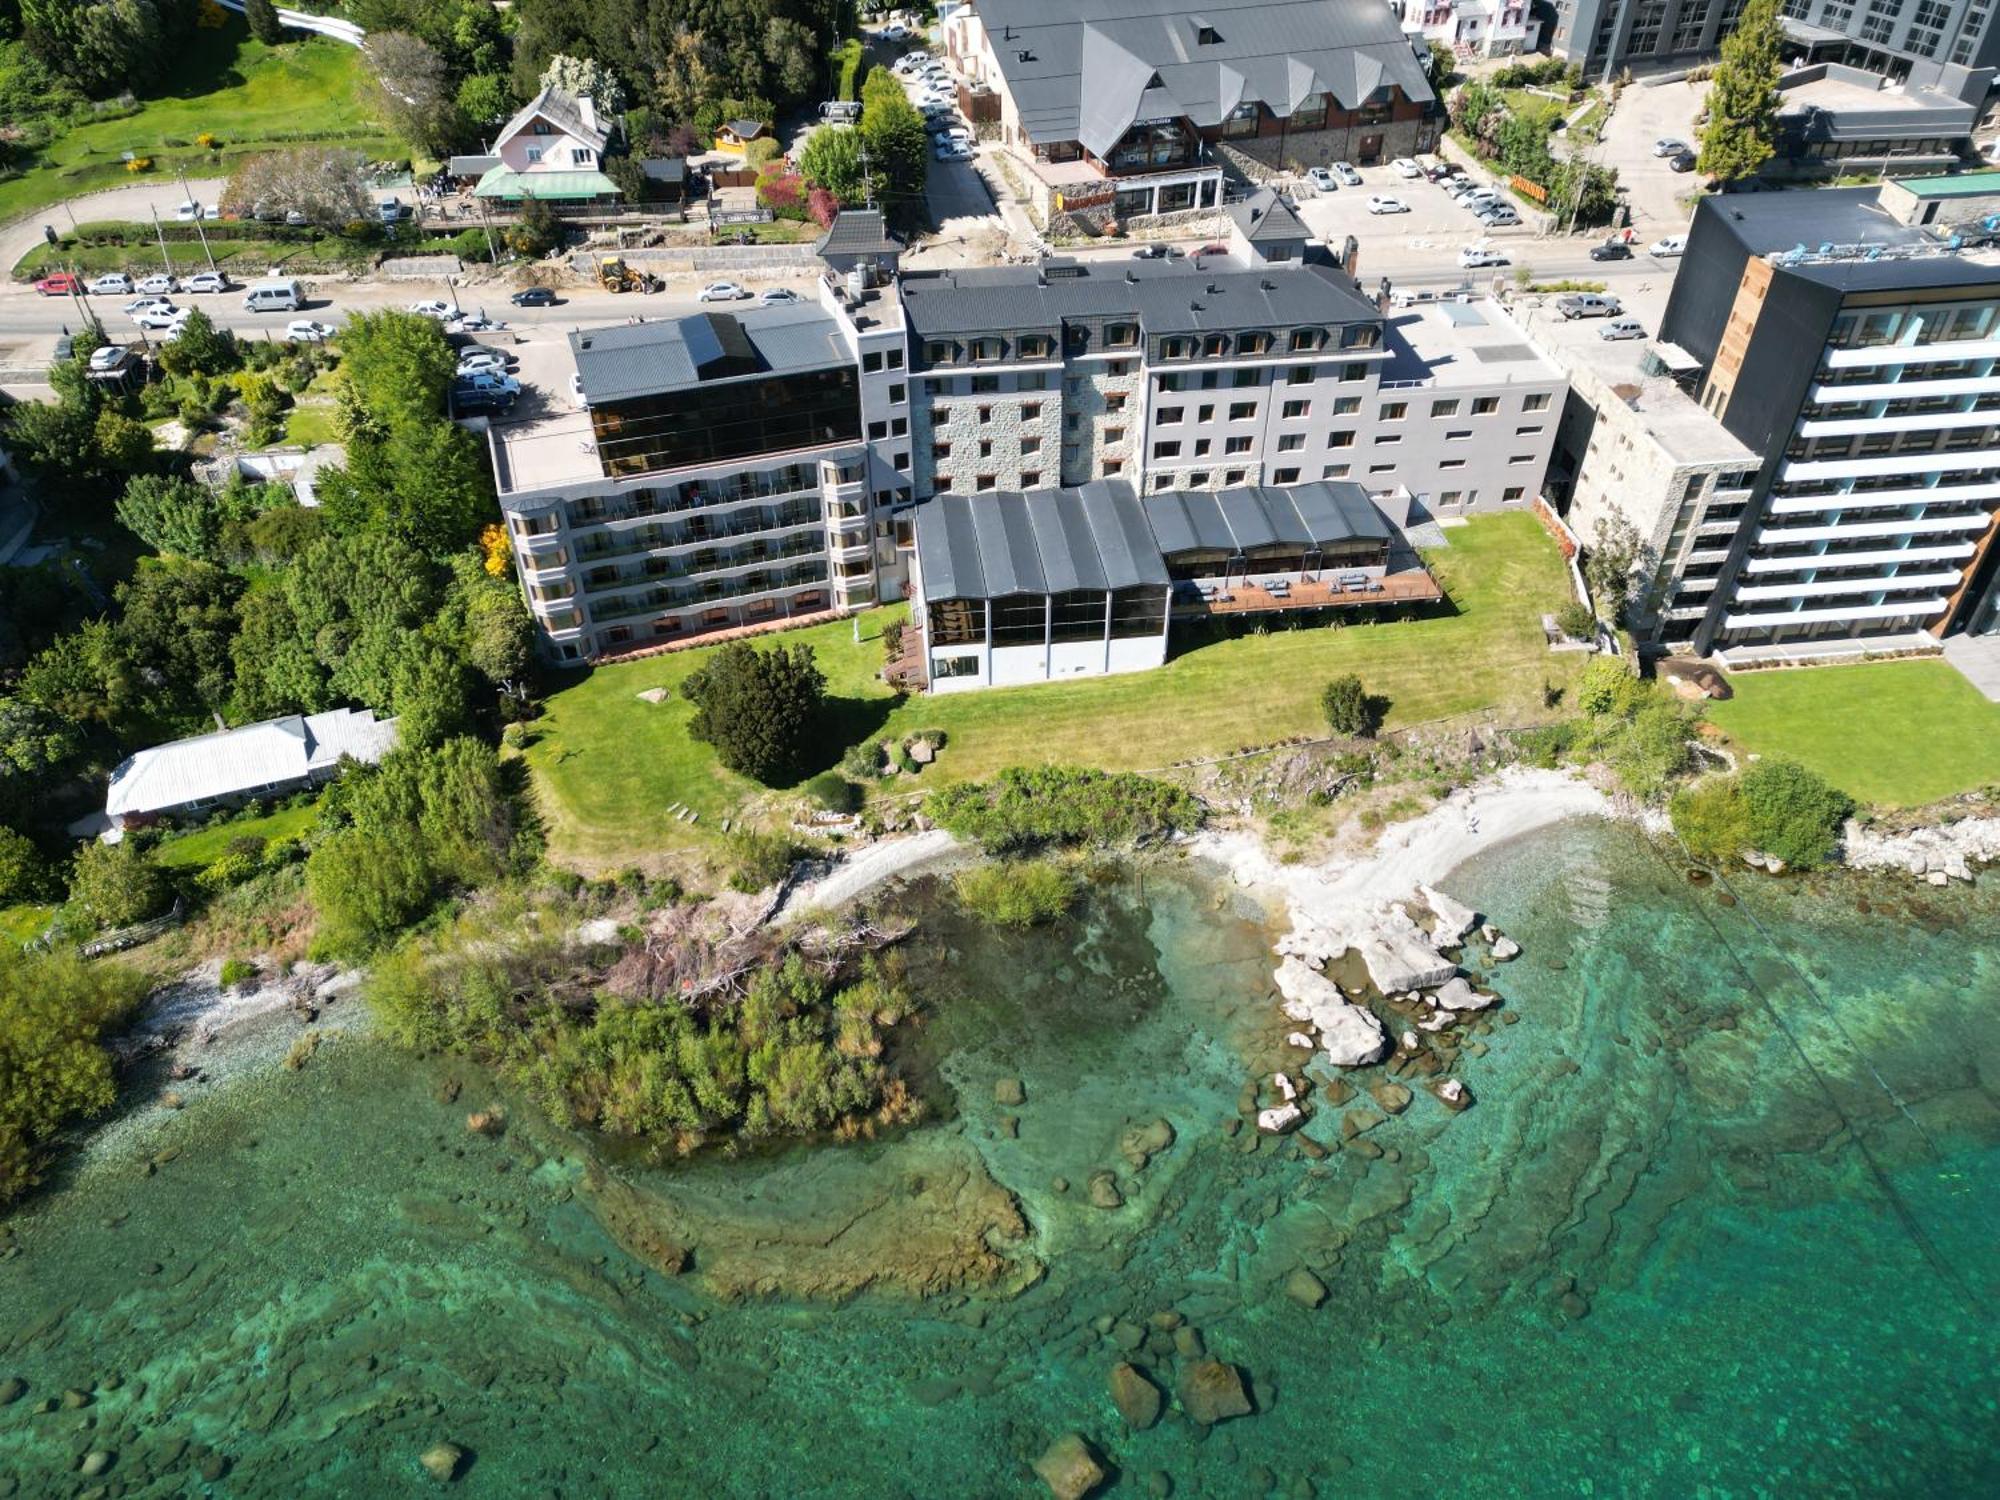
[0,818,1995,1497]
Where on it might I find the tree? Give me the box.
[505,191,561,257]
[762,16,818,102]
[0,696,86,824]
[1320,674,1383,738]
[455,71,511,126]
[681,641,826,783]
[388,634,474,748]
[116,474,222,560]
[1584,513,1645,625]
[857,71,927,212]
[222,147,373,229]
[652,28,718,123]
[112,558,244,731]
[157,307,238,379]
[67,838,169,930]
[541,52,624,114]
[1697,0,1781,184]
[1423,39,1456,91]
[369,31,463,156]
[244,0,283,45]
[1671,761,1854,870]
[799,125,865,200]
[0,827,45,906]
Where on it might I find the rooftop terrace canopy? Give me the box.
[916,481,1171,600]
[1142,480,1390,557]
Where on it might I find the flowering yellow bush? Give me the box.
[126,157,153,174]
[479,523,512,576]
[196,132,220,150]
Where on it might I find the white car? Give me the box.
[881,21,911,40]
[1306,166,1338,193]
[1391,157,1421,179]
[88,273,134,296]
[935,142,974,162]
[133,306,189,332]
[1330,161,1361,185]
[1366,195,1410,214]
[409,299,456,319]
[455,370,521,397]
[698,281,750,302]
[570,371,589,408]
[456,347,513,374]
[135,273,178,296]
[759,286,802,305]
[455,311,505,331]
[173,201,201,222]
[124,295,173,318]
[88,345,130,372]
[1653,137,1690,157]
[286,320,336,342]
[1648,235,1687,258]
[1600,317,1648,341]
[894,51,930,72]
[1459,245,1508,268]
[186,272,229,294]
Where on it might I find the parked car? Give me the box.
[570,371,589,408]
[133,306,188,332]
[1668,150,1697,173]
[33,272,81,296]
[88,273,134,296]
[456,352,513,378]
[1391,157,1421,178]
[1589,241,1634,262]
[124,295,174,318]
[173,200,201,222]
[1600,317,1648,341]
[88,345,130,372]
[451,386,516,416]
[409,299,456,319]
[1459,188,1500,209]
[699,281,751,302]
[1648,235,1687,258]
[286,320,336,342]
[1132,243,1185,260]
[455,370,521,397]
[1459,245,1508,268]
[1476,206,1521,227]
[510,286,560,307]
[880,21,911,40]
[1330,161,1361,185]
[284,210,310,227]
[1653,137,1690,157]
[455,311,505,331]
[1192,243,1230,257]
[759,286,803,305]
[1556,292,1624,320]
[1306,166,1338,193]
[893,51,931,73]
[934,141,974,161]
[1366,195,1409,214]
[135,273,178,296]
[251,201,283,223]
[185,271,230,293]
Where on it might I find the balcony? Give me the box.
[1796,409,1999,438]
[1825,339,2000,370]
[572,504,824,567]
[1743,542,1975,572]
[1757,513,1996,543]
[1778,449,2000,482]
[1767,479,2000,513]
[1810,374,2000,403]
[1733,569,1962,602]
[1724,598,1949,627]
[583,537,827,601]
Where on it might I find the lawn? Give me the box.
[525,511,1581,868]
[0,22,398,228]
[1706,659,2000,809]
[154,803,319,870]
[0,904,54,948]
[17,231,375,280]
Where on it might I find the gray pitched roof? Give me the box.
[495,85,611,155]
[1141,481,1389,555]
[915,481,1170,600]
[105,709,398,820]
[569,305,851,403]
[899,257,1378,339]
[815,208,902,257]
[975,0,1434,157]
[1228,186,1309,243]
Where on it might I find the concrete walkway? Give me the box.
[1943,632,2000,702]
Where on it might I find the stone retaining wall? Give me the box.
[565,244,821,276]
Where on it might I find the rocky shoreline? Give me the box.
[1842,813,2000,886]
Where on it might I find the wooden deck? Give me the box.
[1168,568,1442,619]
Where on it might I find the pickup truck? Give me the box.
[1556,293,1624,320]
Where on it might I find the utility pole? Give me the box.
[174,165,219,274]
[476,194,499,265]
[150,205,175,276]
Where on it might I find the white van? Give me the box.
[243,279,303,313]
[819,100,861,123]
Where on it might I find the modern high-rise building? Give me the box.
[1569,186,2000,660]
[485,211,1563,664]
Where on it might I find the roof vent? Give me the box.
[1016,49,1035,62]
[1125,269,1138,283]
[1261,278,1276,291]
[1208,283,1221,294]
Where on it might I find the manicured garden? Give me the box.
[0,22,398,227]
[1706,658,2000,808]
[153,802,319,871]
[525,512,1583,868]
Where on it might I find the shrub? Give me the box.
[804,773,858,814]
[881,619,905,657]
[218,957,256,988]
[1555,601,1598,640]
[745,137,782,166]
[953,858,1077,928]
[68,840,169,930]
[195,852,260,894]
[1671,761,1855,870]
[727,830,800,893]
[0,827,45,906]
[927,766,1204,854]
[839,740,884,781]
[1321,674,1384,737]
[681,641,827,784]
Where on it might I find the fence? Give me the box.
[565,244,823,276]
[80,897,185,958]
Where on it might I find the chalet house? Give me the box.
[103,709,399,833]
[715,119,772,152]
[942,0,1438,230]
[474,86,621,208]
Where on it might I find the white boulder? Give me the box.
[1276,957,1389,1067]
[1432,976,1497,1012]
[1491,935,1521,962]
[1257,1102,1304,1134]
[1353,906,1460,993]
[1419,884,1479,944]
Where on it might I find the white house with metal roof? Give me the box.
[476,85,620,207]
[103,708,399,834]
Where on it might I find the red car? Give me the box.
[33,272,80,296]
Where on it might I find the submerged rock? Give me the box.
[1088,1172,1124,1210]
[1370,1082,1413,1115]
[1284,1268,1328,1308]
[1431,977,1495,1013]
[1419,884,1479,944]
[1119,1119,1175,1171]
[995,1078,1026,1107]
[1178,1359,1253,1426]
[1431,1078,1474,1113]
[419,1442,466,1483]
[0,1377,23,1405]
[78,1451,114,1478]
[1491,935,1521,962]
[1033,1433,1107,1500]
[1109,1361,1163,1429]
[1256,1103,1304,1135]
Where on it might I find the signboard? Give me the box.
[1510,175,1549,203]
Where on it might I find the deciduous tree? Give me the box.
[222,147,374,229]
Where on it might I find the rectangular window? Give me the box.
[1106,323,1139,348]
[1228,402,1256,420]
[1502,486,1526,501]
[893,451,910,471]
[1375,434,1401,445]
[887,349,904,370]
[891,417,908,437]
[933,406,950,426]
[1239,332,1270,355]
[1154,440,1183,459]
[1197,404,1215,422]
[1022,470,1041,488]
[933,443,952,460]
[1288,366,1313,385]
[1232,370,1259,389]
[1022,403,1042,422]
[1333,397,1360,415]
[1104,459,1123,474]
[1157,407,1185,425]
[1523,393,1551,412]
[1369,462,1395,474]
[1019,372,1050,392]
[1105,427,1125,444]
[1282,400,1309,419]
[1193,438,1211,456]
[1223,468,1246,484]
[1277,433,1304,452]
[926,341,953,364]
[1439,490,1463,506]
[1516,425,1544,436]
[1290,329,1318,352]
[1510,454,1535,464]
[863,352,884,373]
[979,405,994,425]
[1107,393,1128,413]
[1159,373,1185,392]
[1431,399,1460,418]
[1225,435,1252,454]
[971,375,1000,394]
[1272,466,1300,483]
[1322,463,1350,479]
[970,338,1001,362]
[1446,430,1472,441]
[1440,458,1465,469]
[1022,436,1041,455]
[1328,431,1355,448]
[979,439,993,458]
[975,474,997,491]
[1381,402,1407,420]
[1472,396,1499,415]
[889,383,907,404]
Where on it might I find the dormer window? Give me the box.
[1197,25,1222,44]
[533,120,554,135]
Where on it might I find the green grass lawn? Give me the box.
[1706,659,2000,809]
[525,512,1581,868]
[0,22,398,228]
[284,400,341,447]
[17,232,374,279]
[154,803,318,870]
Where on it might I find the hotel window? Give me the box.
[1343,363,1369,381]
[892,417,908,437]
[1333,397,1360,414]
[979,439,993,458]
[1158,407,1185,424]
[1288,366,1313,385]
[887,349,904,369]
[1322,463,1350,479]
[1107,393,1128,413]
[863,352,884,373]
[1233,370,1259,389]
[1277,433,1304,452]
[1022,403,1042,422]
[1439,490,1463,506]
[1381,402,1407,420]
[868,421,887,440]
[1225,435,1252,454]
[1446,430,1471,441]
[933,443,952,460]
[971,375,1000,394]
[1273,466,1301,484]
[1376,434,1401,446]
[979,405,994,424]
[1341,325,1381,350]
[1440,458,1465,469]
[1107,323,1139,348]
[1510,454,1535,464]
[1329,431,1356,448]
[1193,439,1211,456]
[1502,486,1526,501]
[1022,436,1041,455]
[1203,334,1228,358]
[1472,396,1499,415]
[1229,402,1256,420]
[1223,101,1259,137]
[1104,459,1124,474]
[1105,427,1125,443]
[1239,332,1270,355]
[1154,440,1183,459]
[1523,393,1551,412]
[1023,470,1041,488]
[926,341,954,363]
[1289,329,1319,351]
[1431,399,1460,418]
[1019,372,1050,391]
[1160,373,1186,392]
[1020,334,1053,359]
[1223,468,1246,484]
[976,474,997,491]
[1282,400,1309,419]
[889,383,906,404]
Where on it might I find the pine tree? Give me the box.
[1696,0,1782,184]
[245,0,285,47]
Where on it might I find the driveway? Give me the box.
[1593,78,1710,235]
[925,149,998,232]
[1,178,229,274]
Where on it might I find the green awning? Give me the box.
[473,167,620,201]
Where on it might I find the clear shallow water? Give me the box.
[0,821,1996,1498]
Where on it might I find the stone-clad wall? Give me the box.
[1061,362,1144,487]
[917,388,1063,496]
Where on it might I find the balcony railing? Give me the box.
[589,563,832,621]
[572,503,823,566]
[583,537,826,599]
